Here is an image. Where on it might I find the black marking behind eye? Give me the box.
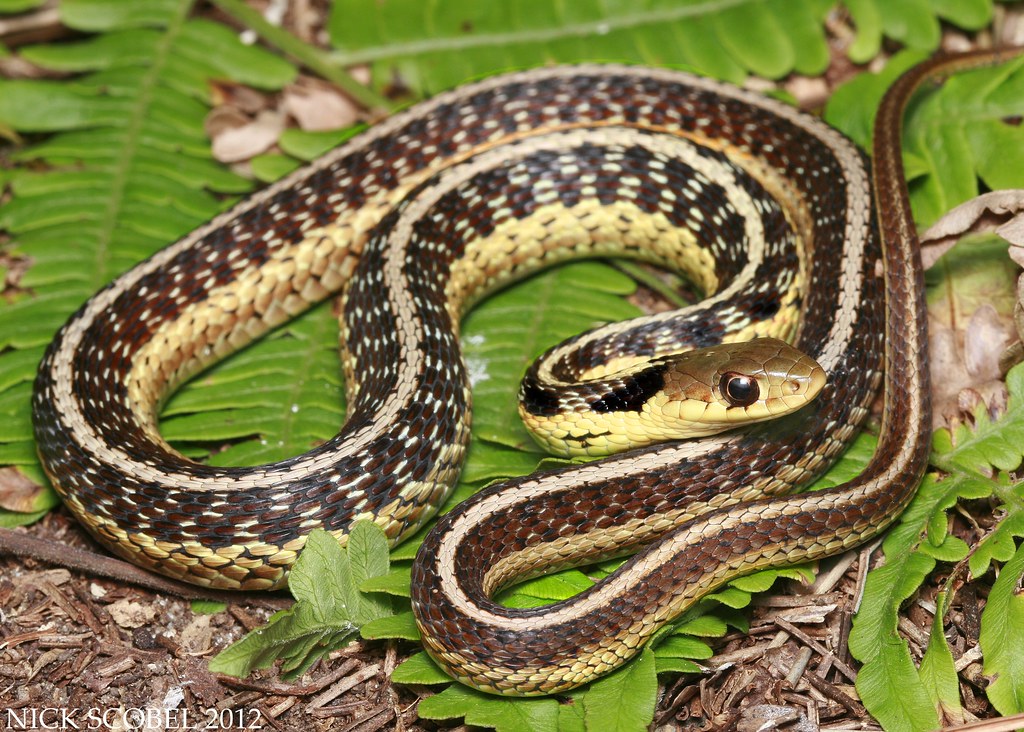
[520,382,561,416]
[743,294,781,320]
[590,364,667,413]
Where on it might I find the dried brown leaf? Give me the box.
[211,110,286,163]
[921,190,1024,268]
[0,466,45,512]
[282,78,360,131]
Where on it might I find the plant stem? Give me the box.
[613,260,692,308]
[209,0,392,115]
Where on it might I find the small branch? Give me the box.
[209,0,392,115]
[613,260,693,308]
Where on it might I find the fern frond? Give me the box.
[0,1,294,514]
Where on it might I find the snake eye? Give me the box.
[720,372,759,408]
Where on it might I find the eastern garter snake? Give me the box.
[31,48,1019,696]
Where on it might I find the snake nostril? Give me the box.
[784,379,801,395]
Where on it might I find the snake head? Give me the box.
[656,336,826,433]
[520,336,826,458]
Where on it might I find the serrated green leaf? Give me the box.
[390,651,451,685]
[855,640,939,732]
[850,478,941,663]
[328,0,835,93]
[654,636,713,660]
[287,529,351,618]
[932,362,1024,476]
[361,611,421,642]
[980,540,1024,714]
[207,597,357,679]
[846,468,1013,725]
[416,684,560,731]
[341,521,393,624]
[210,525,391,679]
[580,647,656,732]
[919,591,963,725]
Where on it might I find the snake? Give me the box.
[30,47,1018,696]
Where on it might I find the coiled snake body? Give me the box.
[34,50,1015,695]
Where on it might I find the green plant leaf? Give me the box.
[191,600,228,615]
[848,475,955,727]
[855,639,939,732]
[390,651,451,685]
[970,504,1024,579]
[0,0,46,12]
[931,363,1024,476]
[843,0,989,63]
[980,541,1024,715]
[327,0,837,92]
[579,647,657,732]
[209,524,392,679]
[918,591,963,725]
[361,611,420,642]
[826,52,1024,228]
[417,684,560,732]
[359,566,413,598]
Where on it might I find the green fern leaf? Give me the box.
[0,0,46,13]
[327,0,837,91]
[931,363,1024,476]
[843,0,991,63]
[848,474,987,729]
[979,541,1024,715]
[0,3,295,502]
[919,591,964,725]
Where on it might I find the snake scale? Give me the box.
[32,48,1019,695]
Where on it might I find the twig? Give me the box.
[613,260,693,308]
[209,0,391,115]
[774,617,859,683]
